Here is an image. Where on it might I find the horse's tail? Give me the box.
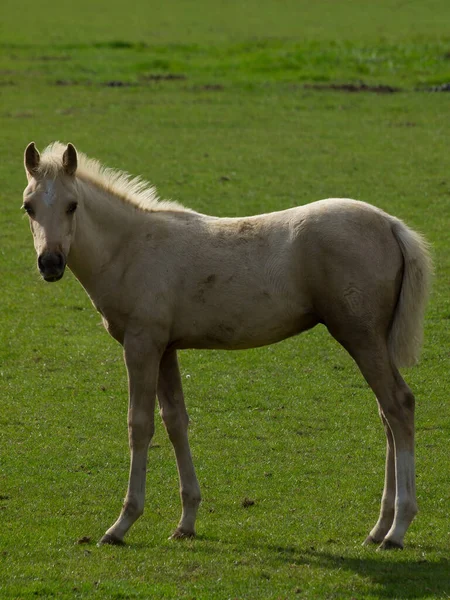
[388,217,433,368]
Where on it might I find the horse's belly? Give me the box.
[171,231,315,349]
[172,303,317,350]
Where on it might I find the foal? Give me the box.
[22,142,432,549]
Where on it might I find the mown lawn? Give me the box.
[1,1,449,598]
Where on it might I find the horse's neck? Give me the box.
[68,179,139,295]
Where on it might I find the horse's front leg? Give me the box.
[158,349,201,538]
[99,336,161,545]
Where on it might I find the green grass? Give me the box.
[1,1,450,598]
[2,0,450,88]
[2,36,450,88]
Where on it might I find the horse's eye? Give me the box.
[67,202,78,215]
[22,203,35,217]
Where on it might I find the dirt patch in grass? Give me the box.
[55,76,187,87]
[242,497,255,508]
[103,80,137,87]
[303,82,400,93]
[141,73,187,82]
[9,110,35,118]
[197,84,225,91]
[76,536,91,544]
[55,80,82,86]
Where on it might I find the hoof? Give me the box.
[169,528,195,540]
[98,533,125,546]
[362,535,382,546]
[378,539,404,551]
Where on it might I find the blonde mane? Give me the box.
[40,142,190,213]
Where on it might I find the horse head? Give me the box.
[23,142,79,282]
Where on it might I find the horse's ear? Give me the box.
[62,143,78,176]
[24,142,40,177]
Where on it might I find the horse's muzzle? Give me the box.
[38,251,66,282]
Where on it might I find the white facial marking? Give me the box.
[44,180,55,207]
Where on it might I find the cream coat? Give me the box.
[23,142,432,550]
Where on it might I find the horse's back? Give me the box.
[160,199,403,350]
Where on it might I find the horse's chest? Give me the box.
[95,304,127,345]
[102,315,125,344]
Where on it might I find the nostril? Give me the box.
[59,253,66,270]
[54,252,64,269]
[38,252,66,273]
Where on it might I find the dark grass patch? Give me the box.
[426,82,450,91]
[34,55,72,62]
[304,82,401,93]
[196,84,225,91]
[103,80,137,87]
[8,110,35,118]
[55,79,84,86]
[140,73,186,81]
[55,77,187,87]
[93,40,148,50]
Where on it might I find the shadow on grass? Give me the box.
[97,533,449,598]
[184,534,450,599]
[271,544,450,599]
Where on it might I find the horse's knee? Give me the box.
[402,389,415,413]
[128,411,155,448]
[160,406,188,434]
[181,487,201,507]
[381,386,415,443]
[386,388,415,419]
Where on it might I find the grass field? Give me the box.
[1,1,449,598]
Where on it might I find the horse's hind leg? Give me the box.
[378,378,417,550]
[353,343,417,549]
[330,324,417,549]
[157,349,201,539]
[363,409,396,545]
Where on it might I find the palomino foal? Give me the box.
[23,142,432,550]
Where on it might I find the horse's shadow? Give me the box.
[187,535,449,599]
[102,530,449,598]
[268,543,450,599]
